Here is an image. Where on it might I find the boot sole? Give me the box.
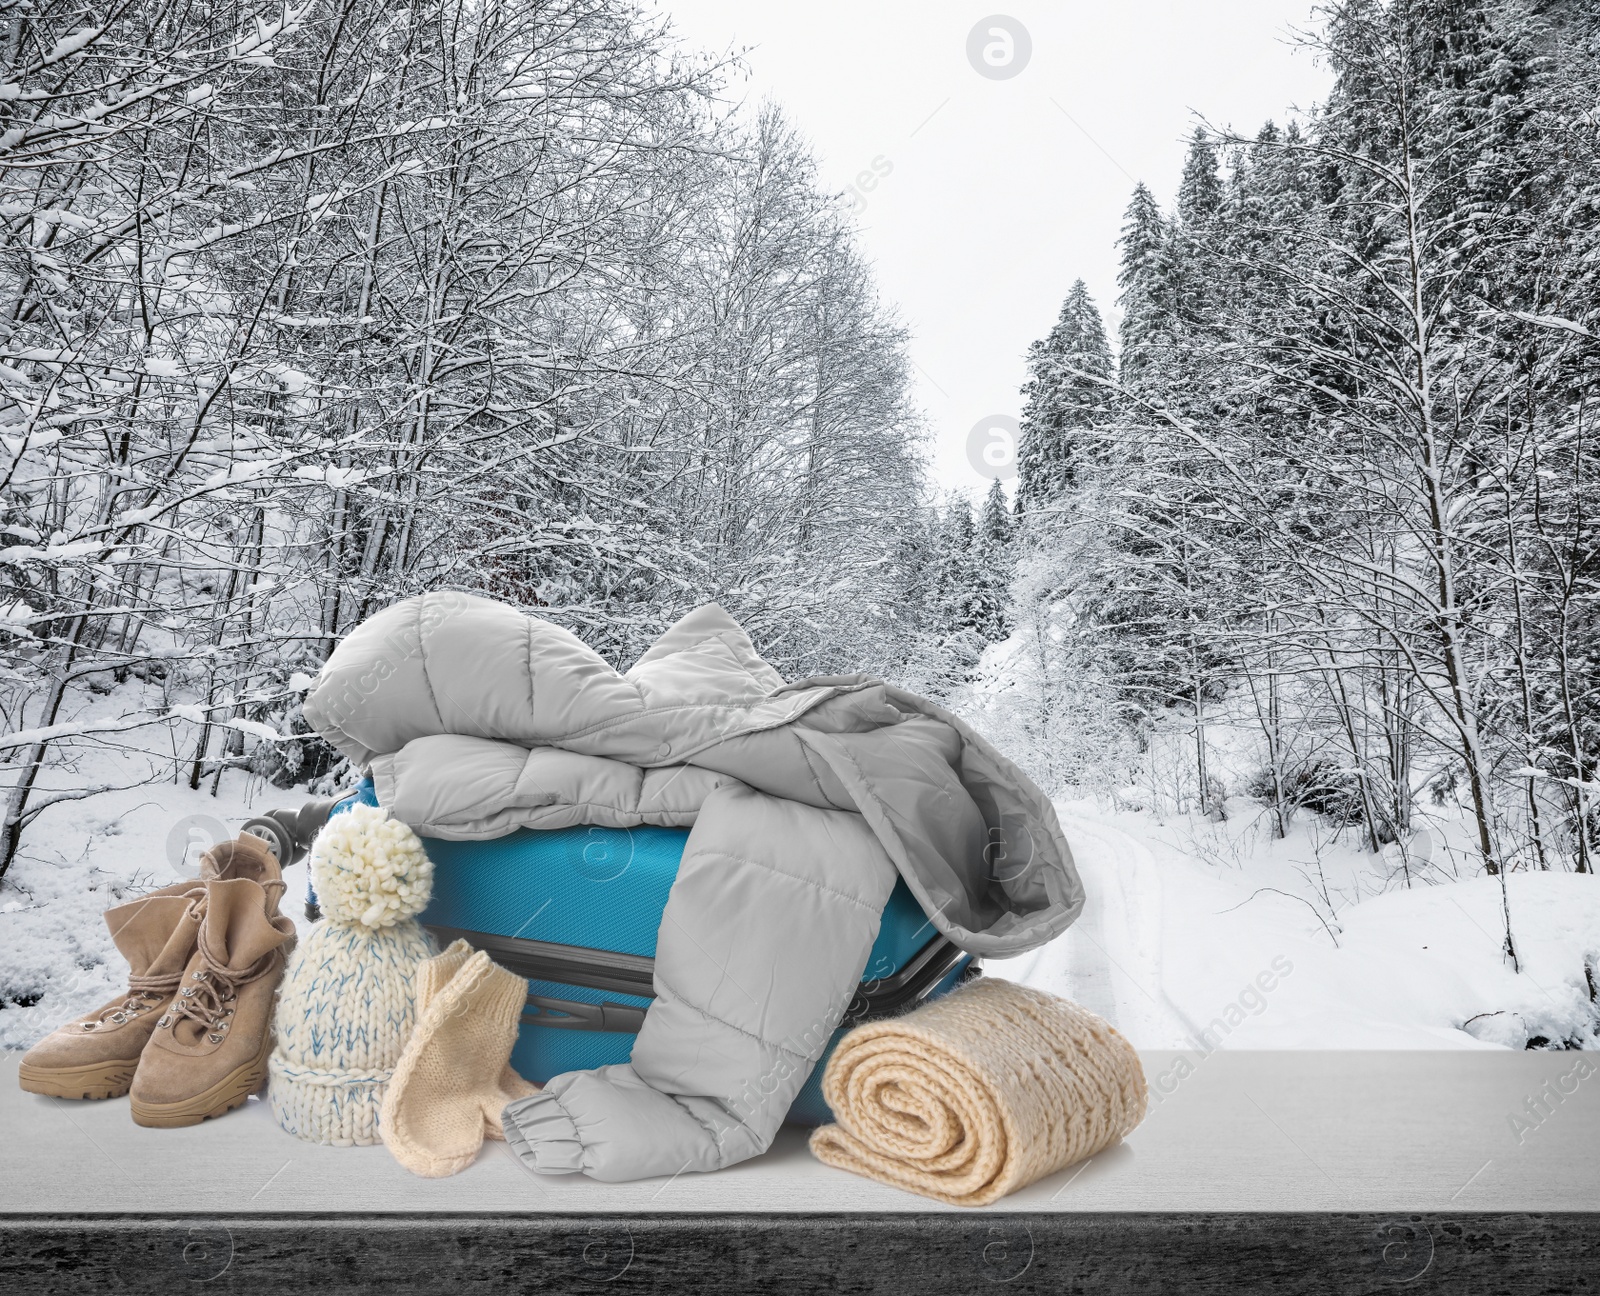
[18,1057,138,1101]
[129,1033,272,1129]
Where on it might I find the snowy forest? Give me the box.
[3,0,1598,1049]
[984,0,1600,897]
[0,0,932,881]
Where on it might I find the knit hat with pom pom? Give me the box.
[267,803,438,1146]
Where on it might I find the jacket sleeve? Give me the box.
[501,782,897,1181]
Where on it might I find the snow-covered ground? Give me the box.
[996,798,1600,1053]
[3,698,1596,1054]
[0,756,325,1051]
[0,678,323,1051]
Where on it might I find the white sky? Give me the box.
[655,0,1334,500]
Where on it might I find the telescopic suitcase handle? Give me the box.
[239,791,359,920]
[238,797,342,867]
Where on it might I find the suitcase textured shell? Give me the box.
[326,781,972,1126]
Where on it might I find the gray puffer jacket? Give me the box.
[303,591,1083,1182]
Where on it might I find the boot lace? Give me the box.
[164,941,281,1044]
[88,896,207,1028]
[88,987,166,1027]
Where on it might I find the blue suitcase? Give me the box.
[313,779,975,1126]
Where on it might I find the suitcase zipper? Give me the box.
[424,923,974,1034]
[424,924,654,997]
[845,936,971,1021]
[522,994,648,1034]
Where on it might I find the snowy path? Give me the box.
[995,808,1193,1045]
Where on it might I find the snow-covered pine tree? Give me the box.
[985,0,1600,877]
[1089,179,1239,813]
[1122,0,1562,890]
[902,495,990,701]
[1176,126,1225,228]
[1113,183,1175,394]
[1016,280,1113,515]
[970,480,1014,644]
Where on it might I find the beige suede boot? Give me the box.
[129,874,296,1128]
[203,835,292,897]
[18,885,206,1100]
[16,836,285,1102]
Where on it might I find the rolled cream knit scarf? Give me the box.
[809,977,1147,1206]
[268,804,436,1146]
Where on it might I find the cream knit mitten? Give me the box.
[412,938,536,1138]
[380,939,540,1177]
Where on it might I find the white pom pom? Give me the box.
[309,803,433,928]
